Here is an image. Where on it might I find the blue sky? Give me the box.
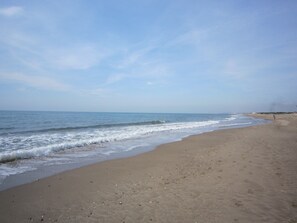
[0,0,296,113]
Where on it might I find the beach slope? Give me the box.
[0,114,296,223]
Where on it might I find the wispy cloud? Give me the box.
[166,28,211,47]
[1,31,105,71]
[0,9,106,71]
[105,73,127,85]
[0,6,23,17]
[0,1,296,112]
[47,46,104,70]
[0,31,41,54]
[105,61,171,86]
[116,45,156,69]
[84,87,114,98]
[0,72,70,91]
[222,59,246,79]
[104,40,171,85]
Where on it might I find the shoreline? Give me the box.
[0,114,296,222]
[0,114,264,191]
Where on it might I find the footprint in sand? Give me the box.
[247,189,254,194]
[234,199,243,207]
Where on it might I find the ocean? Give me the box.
[0,111,267,190]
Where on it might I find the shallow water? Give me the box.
[0,111,268,190]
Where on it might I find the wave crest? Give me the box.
[0,120,219,163]
[1,120,167,135]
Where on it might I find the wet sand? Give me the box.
[0,114,296,223]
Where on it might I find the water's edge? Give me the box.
[0,115,270,191]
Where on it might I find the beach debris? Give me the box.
[119,201,123,205]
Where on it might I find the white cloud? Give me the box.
[223,59,244,79]
[0,6,23,17]
[85,88,113,97]
[47,46,103,70]
[132,63,171,81]
[0,24,104,71]
[0,72,70,91]
[1,31,40,53]
[74,87,114,100]
[105,73,127,85]
[105,63,171,86]
[116,45,155,69]
[167,28,210,47]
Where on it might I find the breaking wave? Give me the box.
[0,120,219,163]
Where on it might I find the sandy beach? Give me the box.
[0,114,296,223]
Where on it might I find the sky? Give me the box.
[0,0,296,113]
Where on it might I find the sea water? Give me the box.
[0,111,268,190]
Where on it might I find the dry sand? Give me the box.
[0,114,296,223]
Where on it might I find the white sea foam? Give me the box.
[0,164,37,183]
[225,115,237,121]
[0,120,220,163]
[219,122,252,127]
[0,112,271,190]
